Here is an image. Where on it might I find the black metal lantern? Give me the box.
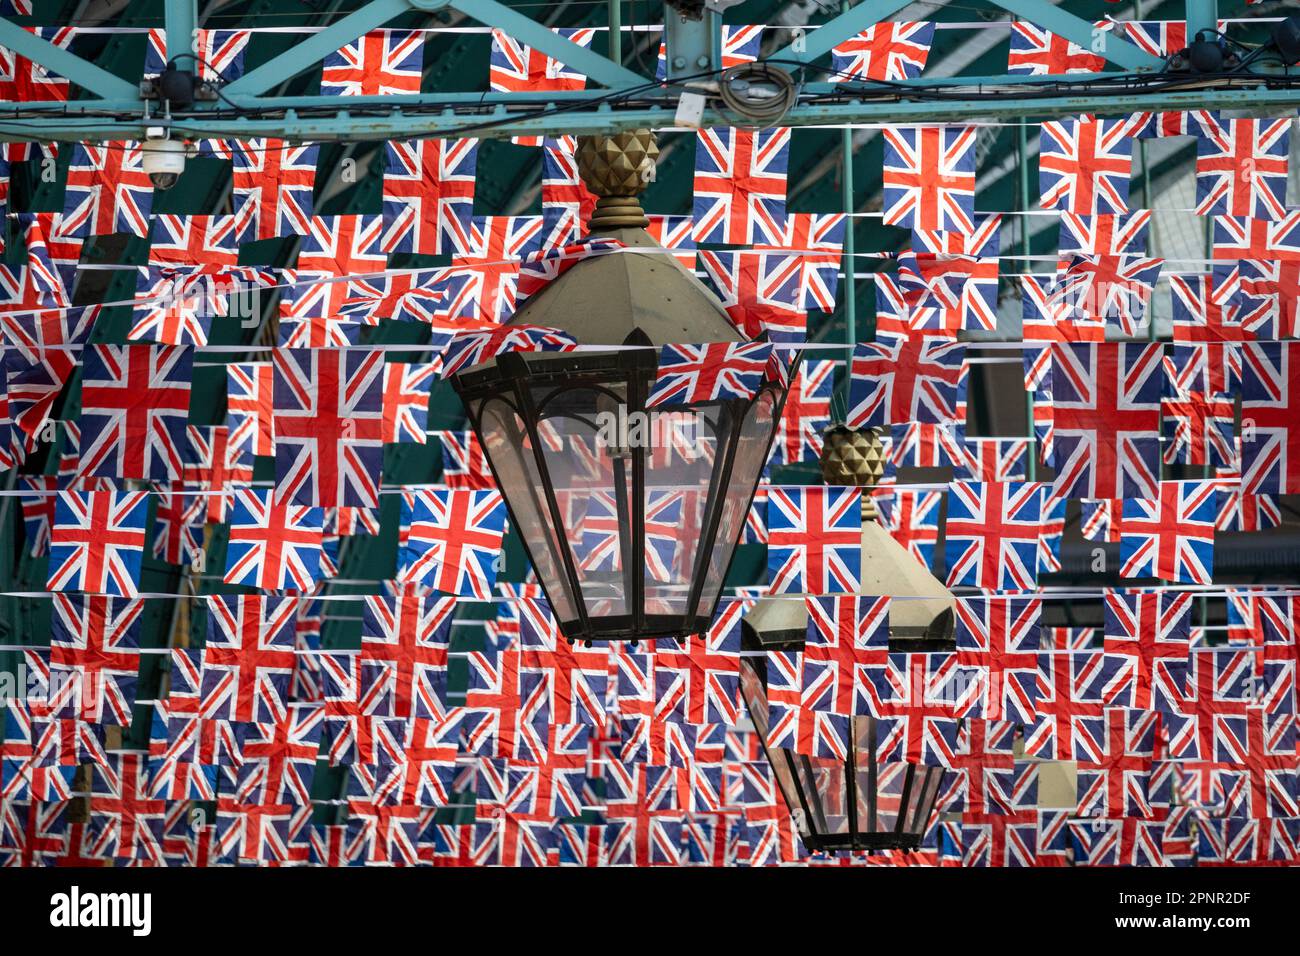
[450,130,788,644]
[738,647,950,854]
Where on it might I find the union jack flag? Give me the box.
[698,248,804,342]
[1037,342,1163,499]
[380,137,478,256]
[953,433,1031,483]
[1070,817,1166,867]
[882,125,976,232]
[885,421,966,472]
[151,489,202,566]
[226,361,275,457]
[1050,254,1163,334]
[146,214,238,269]
[1162,392,1235,467]
[489,27,595,91]
[944,481,1043,591]
[143,27,249,81]
[798,594,889,719]
[273,348,385,509]
[1211,212,1300,261]
[769,358,834,465]
[647,342,772,408]
[1058,211,1151,257]
[0,26,72,103]
[1074,708,1160,818]
[230,140,318,243]
[223,488,324,591]
[1238,341,1300,494]
[1225,258,1300,339]
[47,594,142,726]
[539,136,597,250]
[1101,588,1192,712]
[59,142,153,238]
[954,597,1041,723]
[518,597,611,727]
[359,590,456,719]
[213,798,306,864]
[398,489,507,597]
[439,430,495,489]
[76,344,192,481]
[233,703,324,806]
[645,214,697,269]
[830,21,935,81]
[440,324,577,378]
[692,127,790,245]
[1195,114,1290,219]
[1039,117,1135,215]
[766,486,862,594]
[1119,479,1219,584]
[381,361,436,444]
[434,215,546,323]
[604,763,684,866]
[874,488,942,570]
[201,595,298,725]
[184,424,253,524]
[321,29,423,96]
[847,337,967,428]
[85,752,167,860]
[47,490,149,596]
[297,214,385,284]
[1007,20,1110,74]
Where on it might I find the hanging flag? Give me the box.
[698,249,805,343]
[769,359,834,465]
[381,362,437,444]
[1239,342,1300,495]
[766,486,862,594]
[183,424,254,523]
[944,481,1043,591]
[1039,117,1135,215]
[48,594,142,726]
[540,137,597,249]
[223,488,325,591]
[321,29,424,96]
[1036,342,1162,499]
[47,490,149,596]
[60,142,154,238]
[847,337,967,428]
[201,595,298,724]
[1194,114,1290,220]
[439,430,495,489]
[440,325,578,378]
[1007,20,1111,74]
[874,488,942,570]
[1100,588,1192,712]
[146,214,239,269]
[647,342,773,407]
[397,489,508,597]
[1161,392,1235,467]
[831,21,935,81]
[1058,211,1151,257]
[230,139,319,243]
[226,362,275,457]
[144,27,249,81]
[692,126,790,245]
[272,348,385,509]
[881,125,976,232]
[359,590,457,719]
[954,596,1041,723]
[1119,480,1219,584]
[434,215,545,323]
[77,344,192,482]
[380,137,477,256]
[1049,253,1163,334]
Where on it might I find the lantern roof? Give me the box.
[507,226,742,347]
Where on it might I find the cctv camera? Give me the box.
[142,137,187,190]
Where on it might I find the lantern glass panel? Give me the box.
[476,396,580,623]
[533,384,633,620]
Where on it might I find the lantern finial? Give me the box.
[577,129,660,231]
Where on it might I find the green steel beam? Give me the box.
[442,0,647,87]
[1185,0,1218,39]
[0,16,139,100]
[771,0,1162,73]
[993,0,1163,72]
[7,81,1300,141]
[221,0,415,96]
[663,6,717,79]
[165,0,197,63]
[223,0,646,98]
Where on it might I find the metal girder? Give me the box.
[770,0,1164,74]
[0,16,139,100]
[7,82,1300,142]
[1185,0,1218,39]
[164,0,196,63]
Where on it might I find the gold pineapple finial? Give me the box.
[576,129,659,231]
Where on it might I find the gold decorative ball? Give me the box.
[577,129,660,198]
[819,425,886,487]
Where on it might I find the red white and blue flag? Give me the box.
[847,337,967,428]
[831,21,935,81]
[397,489,508,597]
[322,29,424,96]
[692,127,790,245]
[647,342,773,408]
[1194,114,1290,220]
[944,481,1043,591]
[230,140,318,243]
[1119,479,1219,584]
[223,489,324,592]
[765,486,862,594]
[882,125,976,232]
[1039,117,1135,215]
[46,490,149,596]
[1239,341,1300,495]
[380,137,477,256]
[60,142,153,238]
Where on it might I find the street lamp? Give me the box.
[450,130,788,644]
[738,426,956,852]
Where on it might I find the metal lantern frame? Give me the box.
[453,346,790,644]
[738,623,951,854]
